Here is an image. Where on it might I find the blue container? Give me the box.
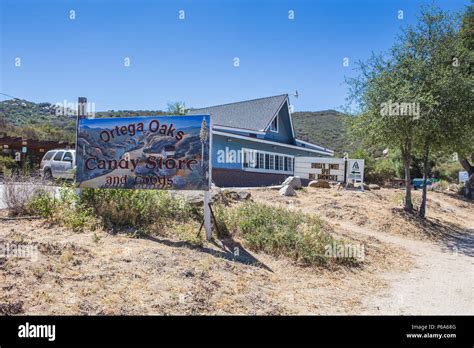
[412,178,432,189]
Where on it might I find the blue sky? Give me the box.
[0,0,470,112]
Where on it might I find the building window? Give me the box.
[269,115,278,132]
[329,164,339,170]
[258,153,265,169]
[275,155,284,171]
[242,148,293,174]
[311,163,322,169]
[309,173,316,180]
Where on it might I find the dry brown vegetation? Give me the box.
[0,187,472,315]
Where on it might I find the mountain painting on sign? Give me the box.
[76,115,211,190]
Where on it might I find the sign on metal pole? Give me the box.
[459,171,469,184]
[347,159,365,182]
[75,114,212,238]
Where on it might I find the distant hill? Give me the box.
[0,99,76,142]
[292,110,358,155]
[0,99,165,143]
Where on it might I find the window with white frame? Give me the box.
[269,154,275,170]
[269,115,278,132]
[258,152,264,169]
[242,148,293,174]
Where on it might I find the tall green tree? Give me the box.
[455,4,474,199]
[165,101,187,115]
[347,52,421,211]
[399,7,473,218]
[348,5,473,215]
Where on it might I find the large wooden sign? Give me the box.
[76,115,210,190]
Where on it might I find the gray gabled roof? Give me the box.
[187,94,288,132]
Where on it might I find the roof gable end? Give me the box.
[187,94,288,132]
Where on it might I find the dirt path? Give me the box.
[338,221,474,315]
[251,188,474,315]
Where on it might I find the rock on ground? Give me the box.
[223,190,251,202]
[282,176,302,190]
[308,180,331,189]
[354,183,371,191]
[279,185,297,196]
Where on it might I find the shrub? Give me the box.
[432,158,463,182]
[80,188,198,230]
[2,173,45,216]
[25,185,199,234]
[0,155,16,174]
[372,158,398,183]
[212,203,235,239]
[218,201,357,266]
[25,184,99,232]
[27,189,58,218]
[172,221,204,246]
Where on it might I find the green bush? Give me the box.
[349,148,404,184]
[80,189,198,230]
[25,185,199,234]
[25,185,98,232]
[372,158,398,183]
[0,155,16,173]
[432,158,463,182]
[218,201,357,266]
[27,189,58,218]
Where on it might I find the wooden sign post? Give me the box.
[204,114,213,240]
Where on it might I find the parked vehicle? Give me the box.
[411,178,432,190]
[40,149,76,180]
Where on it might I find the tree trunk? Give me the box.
[419,146,430,218]
[402,150,413,212]
[459,154,474,199]
[459,156,473,175]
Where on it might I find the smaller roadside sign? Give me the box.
[347,159,365,182]
[459,171,469,184]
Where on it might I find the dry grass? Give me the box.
[2,174,52,216]
[1,188,471,315]
[0,209,400,315]
[251,187,473,242]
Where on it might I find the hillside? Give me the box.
[0,99,76,142]
[292,110,358,155]
[0,99,165,142]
